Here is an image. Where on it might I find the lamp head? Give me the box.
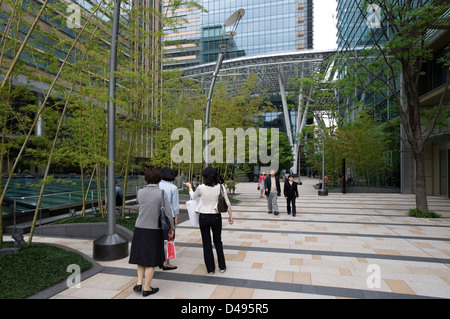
[224,9,245,27]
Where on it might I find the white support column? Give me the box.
[35,95,44,137]
[293,70,306,176]
[278,71,296,174]
[278,71,293,147]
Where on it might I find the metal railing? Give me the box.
[5,181,147,233]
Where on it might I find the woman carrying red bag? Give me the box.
[129,168,175,297]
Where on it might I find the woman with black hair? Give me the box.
[129,168,175,296]
[184,167,233,274]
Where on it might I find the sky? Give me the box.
[314,0,338,50]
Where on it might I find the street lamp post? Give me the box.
[93,0,129,261]
[204,52,225,167]
[204,9,245,168]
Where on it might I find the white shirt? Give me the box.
[189,184,231,214]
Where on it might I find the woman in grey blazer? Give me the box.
[129,168,175,297]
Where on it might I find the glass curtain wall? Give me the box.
[336,0,400,188]
[163,0,313,70]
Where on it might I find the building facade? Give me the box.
[0,0,164,173]
[163,0,314,70]
[336,0,450,197]
[336,0,387,49]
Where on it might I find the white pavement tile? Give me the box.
[32,180,450,299]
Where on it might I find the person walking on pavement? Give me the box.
[258,172,266,198]
[184,167,233,274]
[264,170,281,215]
[284,174,299,216]
[129,168,175,297]
[115,181,123,214]
[159,166,179,271]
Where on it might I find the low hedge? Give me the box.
[0,242,92,299]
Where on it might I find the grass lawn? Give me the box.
[0,242,92,299]
[408,208,441,218]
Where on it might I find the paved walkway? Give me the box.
[30,178,450,299]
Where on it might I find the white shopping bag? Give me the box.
[186,197,200,226]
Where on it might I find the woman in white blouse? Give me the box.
[184,167,233,274]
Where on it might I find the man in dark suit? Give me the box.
[264,170,281,215]
[283,174,299,216]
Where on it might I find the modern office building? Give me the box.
[336,0,387,50]
[336,0,450,197]
[165,1,321,176]
[163,0,314,70]
[336,0,390,117]
[0,0,164,172]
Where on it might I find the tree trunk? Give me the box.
[413,149,429,213]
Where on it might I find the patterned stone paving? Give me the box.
[31,178,450,299]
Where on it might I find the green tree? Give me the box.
[155,72,273,184]
[0,0,206,243]
[289,56,339,182]
[335,109,393,186]
[338,0,450,212]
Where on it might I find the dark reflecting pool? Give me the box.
[2,176,145,217]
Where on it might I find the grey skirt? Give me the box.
[129,227,164,267]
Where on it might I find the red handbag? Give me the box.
[166,234,176,260]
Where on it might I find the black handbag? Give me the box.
[217,184,228,213]
[159,190,171,231]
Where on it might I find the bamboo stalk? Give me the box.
[1,0,50,88]
[27,1,105,245]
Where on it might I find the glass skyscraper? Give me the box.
[163,0,314,69]
[336,0,401,188]
[335,0,450,195]
[336,0,388,50]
